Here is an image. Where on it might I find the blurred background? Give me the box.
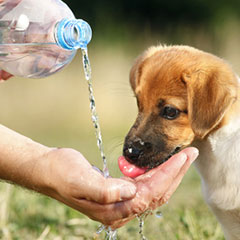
[1,0,240,239]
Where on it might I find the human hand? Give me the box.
[0,70,13,81]
[40,148,137,225]
[108,147,199,229]
[36,147,197,227]
[0,125,136,225]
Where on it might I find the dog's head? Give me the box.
[123,45,238,169]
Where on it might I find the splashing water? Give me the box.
[138,216,147,240]
[136,209,153,240]
[137,209,163,240]
[97,225,118,240]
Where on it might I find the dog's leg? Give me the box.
[210,206,240,240]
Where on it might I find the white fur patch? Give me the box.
[195,115,240,210]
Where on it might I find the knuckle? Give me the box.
[132,201,148,215]
[99,191,110,204]
[152,196,160,205]
[159,194,170,206]
[97,180,110,204]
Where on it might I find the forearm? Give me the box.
[0,124,51,192]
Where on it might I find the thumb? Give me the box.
[89,175,137,204]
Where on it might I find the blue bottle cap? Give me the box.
[56,18,92,50]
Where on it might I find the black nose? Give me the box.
[123,140,152,163]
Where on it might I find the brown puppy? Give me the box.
[123,45,240,240]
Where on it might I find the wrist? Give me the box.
[25,146,54,194]
[9,141,52,194]
[36,147,90,200]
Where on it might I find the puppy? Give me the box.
[123,45,240,240]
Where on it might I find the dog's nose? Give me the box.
[123,143,142,161]
[123,140,152,163]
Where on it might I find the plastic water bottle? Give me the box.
[0,0,92,78]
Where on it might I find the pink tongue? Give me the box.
[118,156,148,178]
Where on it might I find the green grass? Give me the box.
[0,36,236,239]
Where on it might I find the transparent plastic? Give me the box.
[0,0,92,78]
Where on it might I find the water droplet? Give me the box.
[155,210,163,219]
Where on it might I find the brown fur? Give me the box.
[124,45,238,168]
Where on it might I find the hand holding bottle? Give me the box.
[0,0,91,78]
[0,70,12,81]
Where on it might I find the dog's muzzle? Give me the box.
[123,137,182,169]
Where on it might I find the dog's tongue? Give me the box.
[118,156,148,178]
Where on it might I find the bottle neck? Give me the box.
[55,18,92,50]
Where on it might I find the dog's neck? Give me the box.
[193,95,240,210]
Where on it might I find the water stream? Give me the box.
[81,48,117,239]
[81,48,109,178]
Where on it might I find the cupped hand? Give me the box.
[40,148,137,225]
[39,147,198,227]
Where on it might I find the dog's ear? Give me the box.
[182,69,237,139]
[130,46,162,92]
[129,55,145,92]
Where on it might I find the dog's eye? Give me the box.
[160,106,180,120]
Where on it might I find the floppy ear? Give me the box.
[129,54,145,92]
[182,70,237,139]
[130,46,163,91]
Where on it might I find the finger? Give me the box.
[160,147,199,200]
[129,148,196,210]
[69,183,152,226]
[88,176,137,204]
[109,215,135,229]
[149,147,199,209]
[137,147,198,183]
[180,147,199,164]
[62,150,137,204]
[63,196,134,225]
[136,150,188,191]
[76,167,137,204]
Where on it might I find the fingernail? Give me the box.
[120,184,136,200]
[189,148,199,164]
[178,152,187,165]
